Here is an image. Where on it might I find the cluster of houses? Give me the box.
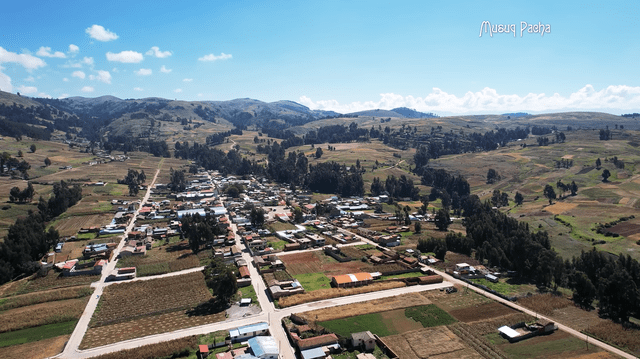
[197,322,279,359]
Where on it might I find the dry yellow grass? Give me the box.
[618,197,630,205]
[299,292,431,322]
[278,281,406,307]
[2,334,70,359]
[517,293,572,316]
[544,202,578,215]
[0,285,92,311]
[383,326,482,359]
[0,297,88,333]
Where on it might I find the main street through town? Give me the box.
[54,173,636,359]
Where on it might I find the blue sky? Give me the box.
[1,0,639,114]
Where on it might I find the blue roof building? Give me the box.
[229,322,269,342]
[248,336,279,359]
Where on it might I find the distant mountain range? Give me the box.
[0,90,630,142]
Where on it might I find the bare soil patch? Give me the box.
[281,250,378,277]
[448,302,517,323]
[517,293,572,316]
[54,213,113,237]
[299,292,432,322]
[544,202,578,215]
[383,326,482,359]
[422,285,493,312]
[3,334,70,359]
[609,221,640,237]
[278,281,405,307]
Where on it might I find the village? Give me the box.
[28,167,583,359]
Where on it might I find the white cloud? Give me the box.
[69,44,79,53]
[133,87,143,91]
[0,68,11,92]
[299,85,640,115]
[81,86,94,93]
[183,78,193,82]
[135,68,152,76]
[106,51,143,63]
[174,88,182,93]
[85,25,118,41]
[146,46,172,58]
[59,93,69,99]
[198,52,232,61]
[72,70,86,79]
[89,70,111,84]
[83,57,94,66]
[17,85,37,94]
[37,46,66,58]
[0,46,46,70]
[25,76,35,82]
[63,77,69,82]
[160,65,172,73]
[37,92,51,98]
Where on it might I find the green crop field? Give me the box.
[319,312,397,337]
[404,304,456,327]
[0,320,78,348]
[293,272,331,292]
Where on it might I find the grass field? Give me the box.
[470,278,537,297]
[293,272,331,292]
[0,320,77,348]
[319,304,456,338]
[404,304,457,328]
[486,330,605,359]
[236,285,258,306]
[319,312,399,337]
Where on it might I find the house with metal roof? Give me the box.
[229,322,269,342]
[247,336,278,359]
[331,272,373,288]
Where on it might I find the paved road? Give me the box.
[59,168,160,359]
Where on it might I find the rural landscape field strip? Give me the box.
[90,259,212,327]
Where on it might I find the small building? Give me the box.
[247,336,279,359]
[197,344,210,359]
[229,322,269,342]
[351,331,376,352]
[300,347,326,359]
[331,273,373,288]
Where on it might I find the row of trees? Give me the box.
[370,175,420,200]
[9,182,35,203]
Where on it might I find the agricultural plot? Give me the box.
[519,293,640,355]
[485,330,606,359]
[0,270,95,296]
[81,271,226,349]
[300,292,432,322]
[2,333,71,359]
[49,213,114,237]
[116,240,207,277]
[292,272,331,292]
[383,326,482,359]
[90,271,212,327]
[319,304,456,338]
[448,302,518,323]
[281,250,388,277]
[0,297,88,333]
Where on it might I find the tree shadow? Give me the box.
[186,298,228,317]
[166,242,191,252]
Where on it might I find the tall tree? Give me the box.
[602,169,611,182]
[514,192,524,206]
[434,209,451,231]
[203,257,237,305]
[543,185,556,204]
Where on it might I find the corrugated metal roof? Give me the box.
[301,347,325,359]
[230,322,269,337]
[248,336,278,357]
[498,325,520,338]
